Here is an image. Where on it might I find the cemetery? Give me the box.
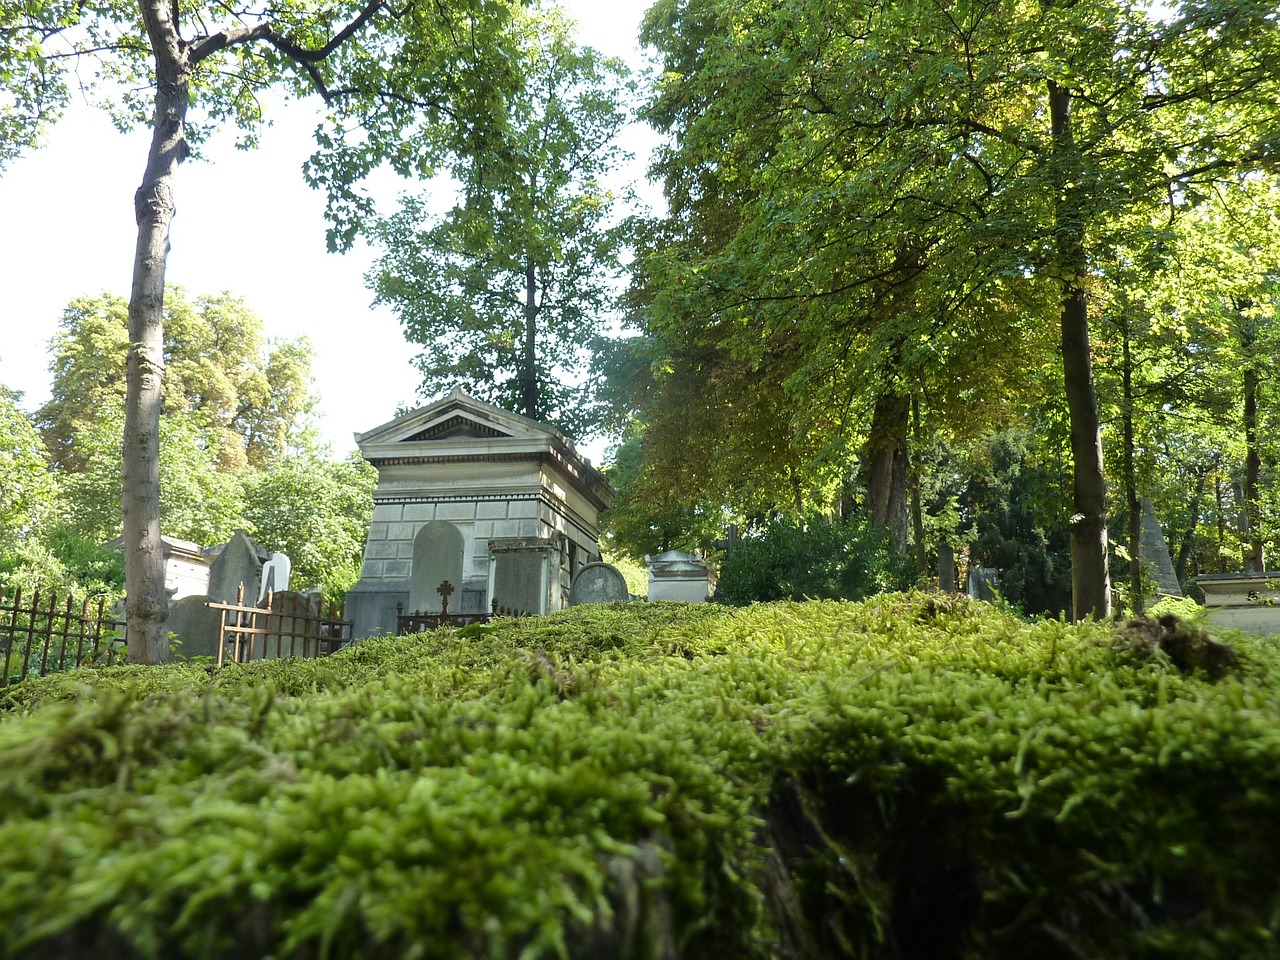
[2,0,1280,954]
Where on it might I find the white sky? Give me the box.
[0,0,657,466]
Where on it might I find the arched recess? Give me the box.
[408,520,465,613]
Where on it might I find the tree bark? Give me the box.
[910,397,927,573]
[937,540,956,592]
[124,0,193,663]
[1240,307,1264,573]
[1121,316,1142,614]
[1049,79,1111,621]
[864,390,910,553]
[1173,468,1205,584]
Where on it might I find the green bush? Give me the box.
[0,596,1278,959]
[715,512,913,605]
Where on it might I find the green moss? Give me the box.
[1,594,1278,958]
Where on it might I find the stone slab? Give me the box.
[571,563,630,605]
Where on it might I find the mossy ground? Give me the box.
[1,595,1278,959]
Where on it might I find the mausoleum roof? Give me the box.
[354,385,611,510]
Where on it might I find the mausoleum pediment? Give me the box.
[403,414,507,442]
[355,385,559,448]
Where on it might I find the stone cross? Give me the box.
[437,579,455,616]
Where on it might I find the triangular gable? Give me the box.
[403,414,508,442]
[355,385,560,447]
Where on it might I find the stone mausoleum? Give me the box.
[345,387,613,638]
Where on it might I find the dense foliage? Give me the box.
[0,288,375,600]
[366,7,632,440]
[1,596,1277,958]
[716,513,913,606]
[616,0,1280,617]
[37,292,311,473]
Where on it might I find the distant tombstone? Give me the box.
[967,566,1001,602]
[168,595,220,659]
[409,521,465,613]
[208,531,263,604]
[258,552,292,603]
[646,550,712,603]
[1138,498,1182,598]
[571,562,630,605]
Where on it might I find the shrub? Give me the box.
[715,512,913,605]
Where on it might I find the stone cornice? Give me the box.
[368,450,612,513]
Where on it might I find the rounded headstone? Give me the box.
[571,562,630,606]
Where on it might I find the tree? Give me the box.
[636,0,1280,619]
[961,431,1075,619]
[1,0,522,660]
[38,290,311,473]
[1135,177,1280,582]
[599,428,730,561]
[241,453,377,598]
[0,386,57,563]
[366,6,631,439]
[59,398,248,547]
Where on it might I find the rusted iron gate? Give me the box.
[207,584,352,667]
[395,579,531,634]
[1,587,125,687]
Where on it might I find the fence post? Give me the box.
[19,588,41,683]
[36,591,56,677]
[1,586,17,686]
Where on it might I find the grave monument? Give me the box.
[570,561,631,605]
[345,386,614,637]
[646,550,713,603]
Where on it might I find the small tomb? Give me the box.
[345,386,613,637]
[1196,572,1280,636]
[646,550,713,603]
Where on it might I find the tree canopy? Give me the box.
[364,5,632,440]
[628,0,1280,617]
[0,386,57,560]
[37,290,311,473]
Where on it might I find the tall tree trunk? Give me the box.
[124,0,192,663]
[1121,316,1142,614]
[1215,470,1227,559]
[937,541,956,592]
[522,256,540,420]
[1240,305,1264,573]
[1174,468,1205,584]
[864,390,910,553]
[1049,79,1111,621]
[909,397,927,573]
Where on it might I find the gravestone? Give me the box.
[1138,498,1182,598]
[262,590,321,659]
[168,594,220,659]
[258,552,292,602]
[967,566,1001,602]
[1197,572,1280,635]
[208,531,264,604]
[409,521,465,613]
[490,537,554,615]
[571,562,630,605]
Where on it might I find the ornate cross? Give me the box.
[437,579,455,616]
